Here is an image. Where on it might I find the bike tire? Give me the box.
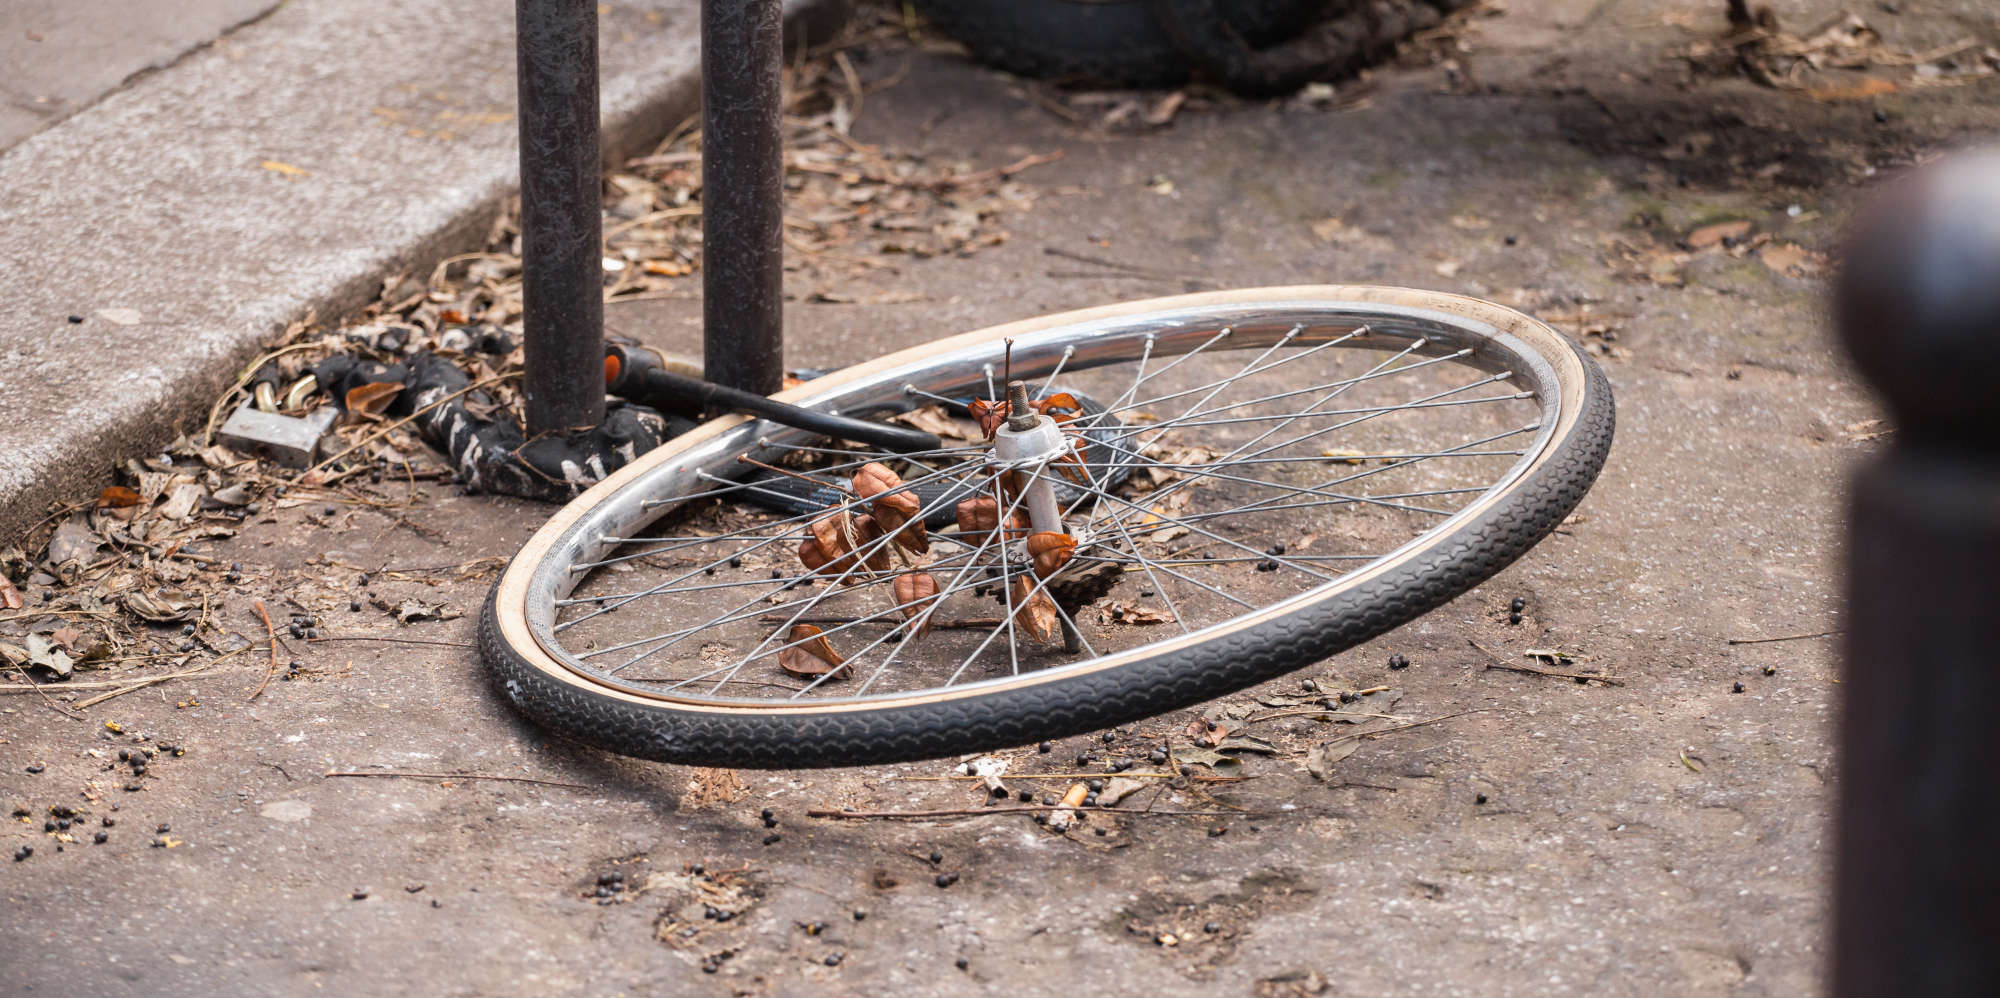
[481,286,1613,768]
[910,0,1324,88]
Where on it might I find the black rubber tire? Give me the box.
[1152,0,1466,97]
[480,288,1615,769]
[910,0,1324,89]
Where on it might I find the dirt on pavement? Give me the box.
[4,1,1997,995]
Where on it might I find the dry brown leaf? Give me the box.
[49,625,85,652]
[1686,219,1752,249]
[681,767,748,809]
[891,405,972,442]
[800,510,882,579]
[1759,242,1825,276]
[1026,531,1077,578]
[854,463,927,554]
[1031,392,1081,420]
[851,514,893,577]
[1010,576,1060,644]
[1103,601,1173,625]
[1144,90,1186,127]
[954,497,1025,547]
[95,486,142,509]
[0,575,20,611]
[1185,716,1234,748]
[967,398,1010,439]
[345,381,405,417]
[892,571,941,637]
[777,623,849,680]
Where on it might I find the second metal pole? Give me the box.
[516,0,607,435]
[701,0,786,399]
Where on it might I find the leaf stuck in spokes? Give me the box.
[852,462,927,554]
[1010,576,1060,644]
[892,571,942,637]
[1025,531,1076,579]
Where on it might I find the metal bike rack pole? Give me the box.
[700,0,786,399]
[515,0,607,435]
[1832,149,2000,996]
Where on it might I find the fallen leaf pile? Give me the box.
[1683,11,1998,98]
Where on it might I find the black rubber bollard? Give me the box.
[516,0,607,435]
[1833,148,2000,997]
[701,0,786,400]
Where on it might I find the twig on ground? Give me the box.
[73,667,215,710]
[1726,630,1841,645]
[248,600,282,701]
[1314,708,1502,755]
[8,666,86,721]
[0,665,215,696]
[1470,639,1622,685]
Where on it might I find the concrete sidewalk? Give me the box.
[0,0,838,543]
[1,0,282,152]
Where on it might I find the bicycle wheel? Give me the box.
[481,286,1613,768]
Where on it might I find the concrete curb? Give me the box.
[0,0,845,543]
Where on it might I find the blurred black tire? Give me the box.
[909,0,1325,88]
